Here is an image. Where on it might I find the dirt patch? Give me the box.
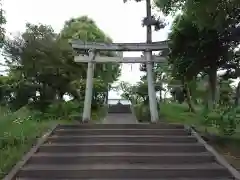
[213,143,240,170]
[202,134,240,171]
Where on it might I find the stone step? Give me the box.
[28,152,214,164]
[16,178,234,180]
[56,123,185,129]
[38,143,207,153]
[17,163,232,179]
[47,135,197,143]
[53,129,189,136]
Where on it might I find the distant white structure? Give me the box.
[108,99,131,105]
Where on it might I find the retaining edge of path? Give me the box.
[185,125,240,180]
[3,124,59,180]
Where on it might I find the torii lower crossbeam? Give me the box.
[74,55,166,63]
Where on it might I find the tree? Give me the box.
[167,11,240,110]
[3,16,121,111]
[149,0,240,133]
[154,0,240,29]
[4,23,68,110]
[60,16,121,103]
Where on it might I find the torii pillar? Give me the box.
[82,50,96,123]
[145,0,159,123]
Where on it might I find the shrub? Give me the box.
[46,100,83,119]
[216,108,240,136]
[133,103,151,122]
[200,106,240,136]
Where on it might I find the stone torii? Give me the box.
[71,41,168,123]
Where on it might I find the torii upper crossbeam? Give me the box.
[71,40,168,51]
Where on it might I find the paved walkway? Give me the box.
[103,113,138,124]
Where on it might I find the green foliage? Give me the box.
[45,100,83,119]
[157,0,240,112]
[155,0,240,30]
[201,107,240,136]
[61,16,111,43]
[201,109,220,128]
[168,14,229,80]
[154,0,185,16]
[133,103,151,122]
[218,79,233,106]
[195,79,239,135]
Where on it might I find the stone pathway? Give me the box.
[103,113,138,124]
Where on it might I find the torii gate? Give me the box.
[70,0,169,123]
[71,40,168,123]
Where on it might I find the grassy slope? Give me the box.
[161,102,240,169]
[0,107,72,179]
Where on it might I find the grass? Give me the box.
[161,103,202,125]
[0,107,73,179]
[161,102,240,170]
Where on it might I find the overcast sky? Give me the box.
[3,0,172,99]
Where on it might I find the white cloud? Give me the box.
[3,0,170,99]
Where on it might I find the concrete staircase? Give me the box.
[9,123,238,179]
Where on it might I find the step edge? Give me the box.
[48,135,195,138]
[41,142,203,146]
[55,129,186,131]
[21,163,226,171]
[32,152,213,157]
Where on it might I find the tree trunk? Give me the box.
[144,96,149,105]
[208,66,217,110]
[235,81,240,106]
[105,88,109,104]
[59,91,65,100]
[159,90,162,102]
[183,79,196,113]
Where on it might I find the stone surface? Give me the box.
[103,113,138,124]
